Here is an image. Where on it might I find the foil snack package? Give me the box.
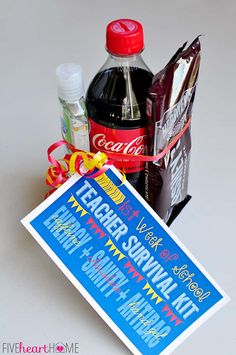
[145,37,201,224]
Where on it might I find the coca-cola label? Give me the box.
[89,118,146,173]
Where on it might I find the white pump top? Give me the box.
[56,63,84,103]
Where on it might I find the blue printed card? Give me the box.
[21,167,229,354]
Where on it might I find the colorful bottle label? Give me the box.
[89,118,147,173]
[61,109,72,144]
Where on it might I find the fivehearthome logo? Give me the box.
[2,342,79,353]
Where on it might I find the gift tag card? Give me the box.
[21,167,229,355]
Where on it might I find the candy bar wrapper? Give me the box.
[145,37,201,224]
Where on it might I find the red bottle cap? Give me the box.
[106,19,144,56]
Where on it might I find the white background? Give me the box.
[0,1,235,354]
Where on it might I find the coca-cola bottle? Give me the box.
[86,19,153,196]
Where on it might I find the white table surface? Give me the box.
[0,1,235,354]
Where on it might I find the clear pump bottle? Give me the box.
[56,63,90,153]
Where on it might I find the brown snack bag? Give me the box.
[145,37,201,224]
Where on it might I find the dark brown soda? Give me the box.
[86,66,153,196]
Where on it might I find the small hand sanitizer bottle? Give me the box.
[56,63,90,153]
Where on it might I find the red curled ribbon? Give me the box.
[45,117,192,197]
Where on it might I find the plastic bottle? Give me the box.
[86,19,153,196]
[56,63,90,153]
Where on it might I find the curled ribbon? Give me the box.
[46,145,114,197]
[45,117,192,197]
